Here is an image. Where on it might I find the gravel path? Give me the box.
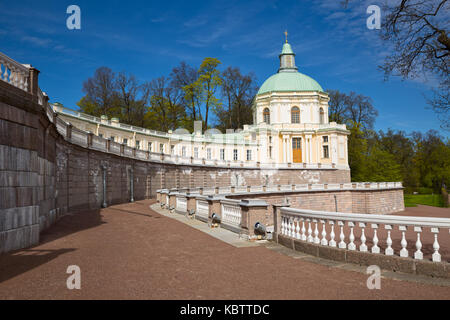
[0,200,449,300]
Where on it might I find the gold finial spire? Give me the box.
[284,30,288,43]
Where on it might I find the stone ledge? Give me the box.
[276,234,449,279]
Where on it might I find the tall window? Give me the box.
[170,145,175,154]
[220,149,225,160]
[194,147,199,159]
[291,106,300,123]
[136,140,140,149]
[246,150,252,161]
[123,138,128,145]
[233,149,238,161]
[148,141,152,151]
[322,136,329,158]
[207,148,212,160]
[182,146,186,157]
[320,107,325,124]
[323,146,329,158]
[263,108,270,124]
[160,143,164,153]
[269,146,272,159]
[110,136,115,142]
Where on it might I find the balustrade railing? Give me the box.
[202,187,215,196]
[234,186,247,193]
[91,134,107,151]
[0,52,29,92]
[70,127,88,147]
[220,200,242,227]
[218,186,231,194]
[176,196,187,213]
[109,141,121,154]
[196,199,209,219]
[280,184,293,191]
[280,207,450,262]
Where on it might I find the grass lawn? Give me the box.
[404,194,445,207]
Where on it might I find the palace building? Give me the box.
[53,39,350,169]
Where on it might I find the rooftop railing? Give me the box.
[0,52,29,92]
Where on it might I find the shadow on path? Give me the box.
[0,248,76,283]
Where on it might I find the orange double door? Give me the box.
[292,137,302,163]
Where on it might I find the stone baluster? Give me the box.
[300,219,306,241]
[399,226,408,257]
[307,219,313,243]
[371,224,380,253]
[359,222,367,252]
[385,225,394,255]
[3,63,9,81]
[281,217,286,235]
[313,220,320,244]
[348,222,356,250]
[320,220,328,246]
[431,228,441,262]
[329,221,336,247]
[295,219,300,239]
[338,221,346,249]
[287,217,292,237]
[414,227,423,260]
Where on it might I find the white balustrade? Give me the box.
[196,199,209,219]
[280,207,450,262]
[91,135,107,151]
[109,141,121,154]
[0,52,29,92]
[176,196,187,212]
[235,186,247,193]
[250,186,263,192]
[55,117,68,137]
[218,186,232,194]
[280,184,293,191]
[295,184,308,191]
[220,200,241,227]
[202,187,215,196]
[71,127,88,147]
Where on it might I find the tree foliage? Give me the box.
[327,89,378,130]
[380,0,449,130]
[329,89,449,190]
[77,58,256,133]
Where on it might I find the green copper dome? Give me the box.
[281,43,294,54]
[257,39,324,95]
[257,72,324,95]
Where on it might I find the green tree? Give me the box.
[198,58,222,129]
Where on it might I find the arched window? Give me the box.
[319,107,325,124]
[263,108,270,124]
[291,106,300,123]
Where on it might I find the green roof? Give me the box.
[257,71,324,95]
[281,43,294,54]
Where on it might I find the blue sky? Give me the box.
[0,0,446,135]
